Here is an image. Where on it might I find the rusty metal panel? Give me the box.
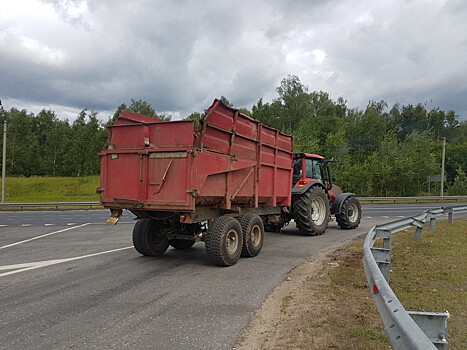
[114,110,164,125]
[145,152,193,209]
[101,152,142,204]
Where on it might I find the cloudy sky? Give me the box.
[1,0,466,121]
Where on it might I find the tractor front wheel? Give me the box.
[293,186,330,236]
[336,197,362,229]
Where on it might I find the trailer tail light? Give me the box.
[297,180,310,187]
[180,215,191,223]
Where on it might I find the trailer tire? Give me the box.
[336,197,362,229]
[205,216,243,266]
[238,214,264,257]
[132,219,170,256]
[293,186,330,236]
[169,239,195,250]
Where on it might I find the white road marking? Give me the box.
[0,225,8,227]
[365,216,372,219]
[44,224,54,226]
[67,223,77,226]
[382,216,390,218]
[21,224,32,227]
[0,246,133,277]
[0,223,90,250]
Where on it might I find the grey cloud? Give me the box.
[0,0,466,120]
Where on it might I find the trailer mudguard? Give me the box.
[331,193,355,215]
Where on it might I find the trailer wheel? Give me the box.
[336,197,362,229]
[205,216,243,266]
[238,214,264,257]
[169,239,195,250]
[132,219,170,256]
[293,186,330,236]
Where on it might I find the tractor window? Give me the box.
[292,158,303,185]
[305,159,323,182]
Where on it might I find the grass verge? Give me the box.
[238,219,467,350]
[1,176,100,203]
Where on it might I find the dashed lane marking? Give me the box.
[0,223,90,250]
[0,246,133,277]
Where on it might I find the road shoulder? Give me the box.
[235,235,386,350]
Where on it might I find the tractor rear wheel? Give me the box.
[238,214,264,257]
[132,219,170,256]
[205,216,243,266]
[336,197,362,229]
[293,186,330,236]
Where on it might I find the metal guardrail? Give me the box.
[0,196,466,210]
[357,196,467,203]
[0,202,102,209]
[363,205,467,349]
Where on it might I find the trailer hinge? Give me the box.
[186,188,199,198]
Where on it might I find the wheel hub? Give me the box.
[251,225,261,247]
[311,196,326,225]
[226,229,238,254]
[347,203,359,223]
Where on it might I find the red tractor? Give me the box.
[290,153,362,235]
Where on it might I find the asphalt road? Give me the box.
[0,204,464,350]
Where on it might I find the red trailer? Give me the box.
[98,99,293,266]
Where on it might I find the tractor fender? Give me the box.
[331,193,355,215]
[291,181,325,195]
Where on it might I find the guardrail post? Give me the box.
[412,218,426,242]
[370,247,391,282]
[373,228,392,283]
[408,311,449,350]
[444,208,454,224]
[427,213,437,232]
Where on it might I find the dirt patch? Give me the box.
[236,237,388,350]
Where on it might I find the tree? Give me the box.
[275,74,310,133]
[109,99,171,125]
[345,104,387,158]
[220,96,233,107]
[66,110,106,176]
[185,112,202,129]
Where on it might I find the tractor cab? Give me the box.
[292,153,331,190]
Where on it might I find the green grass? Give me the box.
[326,219,467,349]
[254,219,467,350]
[389,220,467,350]
[1,176,100,203]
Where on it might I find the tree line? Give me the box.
[1,77,467,196]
